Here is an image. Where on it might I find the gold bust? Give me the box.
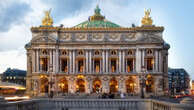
[42,9,53,26]
[141,9,153,26]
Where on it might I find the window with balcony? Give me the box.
[126,59,133,72]
[40,58,48,72]
[78,60,84,73]
[111,59,117,73]
[94,59,100,73]
[147,58,154,71]
[61,59,68,72]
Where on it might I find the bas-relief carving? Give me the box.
[137,33,163,43]
[92,33,104,41]
[124,33,137,41]
[31,34,57,43]
[108,34,121,41]
[75,33,88,41]
[60,33,72,41]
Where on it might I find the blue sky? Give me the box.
[0,0,193,79]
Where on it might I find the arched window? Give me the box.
[111,50,117,55]
[78,50,84,55]
[128,50,133,55]
[94,50,100,55]
[61,50,68,55]
[147,49,153,55]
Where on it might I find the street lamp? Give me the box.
[140,66,147,98]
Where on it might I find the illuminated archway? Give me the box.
[40,76,48,93]
[146,74,154,93]
[125,76,136,93]
[109,78,118,93]
[92,78,101,93]
[58,77,68,93]
[76,78,85,93]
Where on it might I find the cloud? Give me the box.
[41,0,96,22]
[0,1,32,32]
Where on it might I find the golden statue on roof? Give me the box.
[141,8,153,26]
[42,9,53,26]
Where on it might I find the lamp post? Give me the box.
[140,66,147,98]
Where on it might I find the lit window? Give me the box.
[40,58,48,72]
[61,59,68,72]
[111,59,117,72]
[126,59,133,72]
[147,58,154,71]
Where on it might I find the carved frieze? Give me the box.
[108,34,121,41]
[124,33,137,41]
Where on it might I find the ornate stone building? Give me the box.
[25,6,170,97]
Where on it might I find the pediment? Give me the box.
[31,36,57,43]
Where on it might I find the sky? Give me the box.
[0,0,193,79]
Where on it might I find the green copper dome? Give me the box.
[74,5,121,28]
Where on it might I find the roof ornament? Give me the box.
[42,9,53,26]
[89,5,105,21]
[141,8,153,26]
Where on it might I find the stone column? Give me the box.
[136,48,141,72]
[86,50,89,73]
[56,49,59,73]
[69,50,72,73]
[142,49,145,67]
[102,50,105,73]
[159,50,162,72]
[119,50,122,73]
[32,50,36,72]
[118,77,125,93]
[49,49,53,72]
[122,50,125,73]
[72,50,75,74]
[102,77,109,93]
[68,77,75,93]
[106,50,109,73]
[155,50,158,72]
[53,50,56,73]
[36,49,39,72]
[89,50,92,73]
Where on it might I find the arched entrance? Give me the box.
[92,78,101,93]
[40,76,48,93]
[109,78,118,93]
[146,74,154,93]
[76,78,85,93]
[126,76,136,93]
[58,77,68,93]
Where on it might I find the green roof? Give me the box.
[74,5,121,28]
[74,20,121,28]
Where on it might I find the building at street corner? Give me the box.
[168,68,190,95]
[25,6,170,97]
